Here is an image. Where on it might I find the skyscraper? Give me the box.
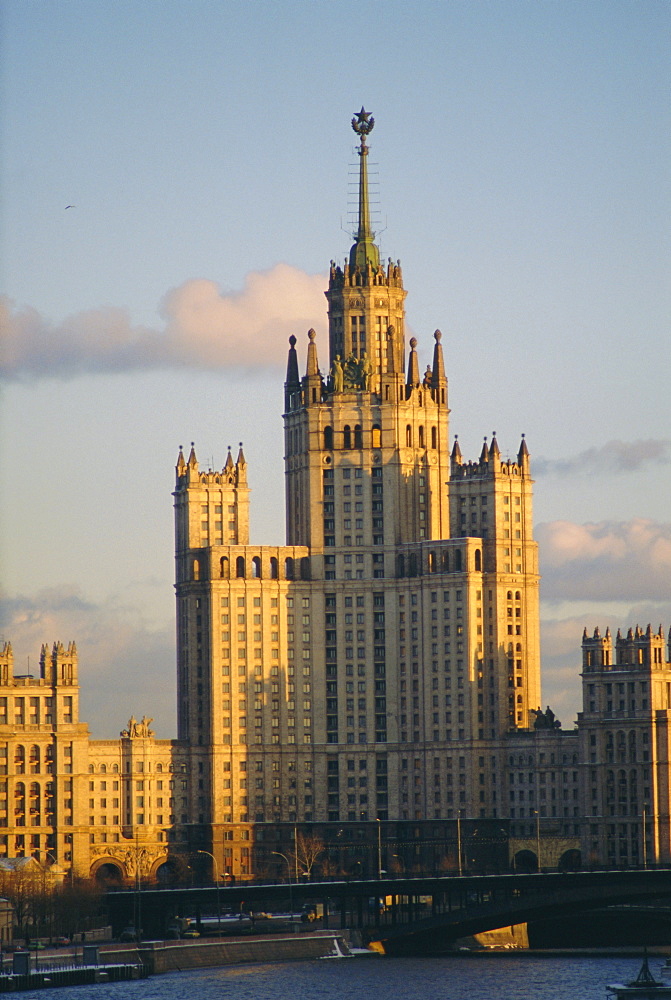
[173,109,542,875]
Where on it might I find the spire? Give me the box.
[176,446,185,473]
[284,334,300,411]
[451,435,462,464]
[285,335,299,386]
[480,436,489,463]
[349,107,380,271]
[187,442,198,469]
[236,442,247,485]
[406,337,419,389]
[518,434,530,473]
[431,329,446,389]
[305,328,319,376]
[489,432,500,460]
[224,446,234,471]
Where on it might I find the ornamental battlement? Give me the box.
[450,434,531,481]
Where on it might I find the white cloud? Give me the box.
[534,439,671,477]
[537,518,671,602]
[0,264,326,380]
[0,587,176,739]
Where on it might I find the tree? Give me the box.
[290,833,325,879]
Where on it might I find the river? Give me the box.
[23,952,658,999]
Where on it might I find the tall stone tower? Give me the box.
[173,110,543,878]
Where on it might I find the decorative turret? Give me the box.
[236,443,247,484]
[450,436,463,476]
[615,622,667,668]
[518,434,530,473]
[582,625,613,671]
[305,328,319,377]
[489,433,500,461]
[284,334,300,411]
[406,337,420,391]
[479,436,489,464]
[430,330,447,404]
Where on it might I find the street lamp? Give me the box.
[457,812,463,877]
[197,851,221,932]
[376,818,382,879]
[271,852,293,921]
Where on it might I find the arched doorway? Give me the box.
[558,849,581,872]
[513,850,537,873]
[155,857,187,886]
[93,861,124,885]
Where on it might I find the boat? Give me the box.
[607,953,671,998]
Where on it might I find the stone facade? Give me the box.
[4,112,670,881]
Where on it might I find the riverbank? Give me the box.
[111,929,359,974]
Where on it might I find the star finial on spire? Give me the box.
[352,107,375,139]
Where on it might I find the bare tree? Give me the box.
[290,833,325,879]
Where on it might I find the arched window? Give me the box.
[409,553,418,577]
[354,425,363,449]
[507,591,513,600]
[15,746,25,774]
[418,425,425,448]
[252,556,261,579]
[220,556,229,579]
[300,557,311,581]
[474,549,482,571]
[285,557,294,580]
[454,550,462,572]
[343,425,352,450]
[270,557,278,580]
[112,764,119,773]
[515,591,521,600]
[193,559,200,581]
[406,425,412,447]
[428,551,436,573]
[397,554,405,578]
[431,426,437,449]
[236,556,246,578]
[324,426,333,450]
[372,424,381,448]
[442,550,450,573]
[88,763,94,773]
[156,763,163,772]
[29,746,40,774]
[100,763,107,773]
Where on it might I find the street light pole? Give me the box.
[272,852,293,922]
[197,851,221,932]
[293,826,299,882]
[535,811,541,872]
[376,818,382,878]
[457,812,463,877]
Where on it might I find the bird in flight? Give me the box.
[65,205,76,210]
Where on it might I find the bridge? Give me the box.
[105,869,671,951]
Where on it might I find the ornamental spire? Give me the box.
[349,107,380,270]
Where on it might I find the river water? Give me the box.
[26,953,659,1000]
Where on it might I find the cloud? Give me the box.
[0,587,176,739]
[534,439,671,477]
[0,264,326,380]
[537,518,671,602]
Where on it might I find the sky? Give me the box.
[0,0,669,738]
